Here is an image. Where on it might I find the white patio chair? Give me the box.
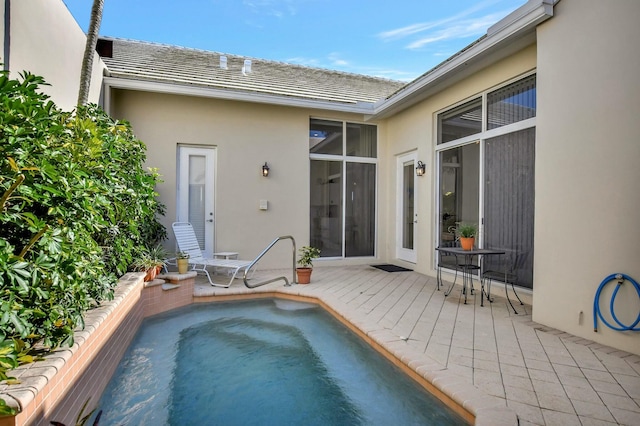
[172,222,253,288]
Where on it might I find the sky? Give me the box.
[62,0,527,82]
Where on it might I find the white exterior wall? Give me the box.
[6,0,104,110]
[534,0,640,353]
[1,2,5,60]
[110,89,390,269]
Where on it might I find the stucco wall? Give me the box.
[534,0,640,353]
[7,0,104,110]
[384,45,537,280]
[109,89,389,269]
[1,2,5,63]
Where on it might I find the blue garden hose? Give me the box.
[593,273,640,332]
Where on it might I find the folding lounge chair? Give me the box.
[172,222,253,288]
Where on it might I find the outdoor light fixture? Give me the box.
[416,161,426,176]
[262,162,270,177]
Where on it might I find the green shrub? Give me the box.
[297,246,321,268]
[0,70,165,414]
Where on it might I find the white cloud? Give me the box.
[406,12,506,49]
[328,52,349,67]
[378,22,442,41]
[242,0,309,18]
[286,53,350,70]
[286,56,321,67]
[378,1,516,50]
[286,54,420,82]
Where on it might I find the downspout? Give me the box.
[3,0,10,71]
[102,69,111,114]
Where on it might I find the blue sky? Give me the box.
[63,0,527,81]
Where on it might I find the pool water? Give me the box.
[98,299,465,425]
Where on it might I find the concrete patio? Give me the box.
[193,265,640,426]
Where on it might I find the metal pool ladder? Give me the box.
[243,235,297,288]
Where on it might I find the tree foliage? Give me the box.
[0,70,165,414]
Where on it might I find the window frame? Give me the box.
[434,71,537,251]
[309,117,379,259]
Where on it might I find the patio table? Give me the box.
[436,247,505,307]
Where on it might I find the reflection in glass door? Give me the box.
[438,144,479,248]
[310,160,343,257]
[396,152,417,263]
[345,162,375,257]
[177,146,216,257]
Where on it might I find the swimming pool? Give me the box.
[98,299,466,425]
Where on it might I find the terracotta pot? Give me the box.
[177,258,189,274]
[296,267,312,284]
[143,265,163,282]
[460,237,475,251]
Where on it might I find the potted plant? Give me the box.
[133,245,167,282]
[296,246,321,284]
[456,222,477,251]
[176,251,190,274]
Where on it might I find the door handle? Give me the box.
[207,219,213,223]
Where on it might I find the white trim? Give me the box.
[396,152,418,263]
[434,70,538,153]
[103,77,376,114]
[177,146,217,257]
[478,137,486,247]
[371,1,552,119]
[435,118,536,153]
[309,155,378,166]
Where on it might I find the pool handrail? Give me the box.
[243,235,297,288]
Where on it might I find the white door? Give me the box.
[177,146,216,257]
[396,152,418,263]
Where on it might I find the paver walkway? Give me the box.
[195,265,640,426]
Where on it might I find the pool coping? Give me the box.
[0,271,516,426]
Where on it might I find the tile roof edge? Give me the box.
[99,36,406,85]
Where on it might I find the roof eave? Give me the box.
[103,77,376,115]
[370,0,555,120]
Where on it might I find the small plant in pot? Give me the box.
[456,222,477,251]
[176,251,190,274]
[296,246,321,284]
[132,245,168,282]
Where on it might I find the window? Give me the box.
[310,118,377,258]
[438,98,482,144]
[487,74,536,130]
[436,75,536,289]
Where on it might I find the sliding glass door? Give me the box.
[436,74,536,289]
[310,119,377,258]
[483,128,535,288]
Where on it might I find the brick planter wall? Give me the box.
[0,271,196,426]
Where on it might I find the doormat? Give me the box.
[371,264,413,273]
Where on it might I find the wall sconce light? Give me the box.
[262,162,270,177]
[415,161,426,176]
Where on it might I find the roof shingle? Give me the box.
[100,38,406,105]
